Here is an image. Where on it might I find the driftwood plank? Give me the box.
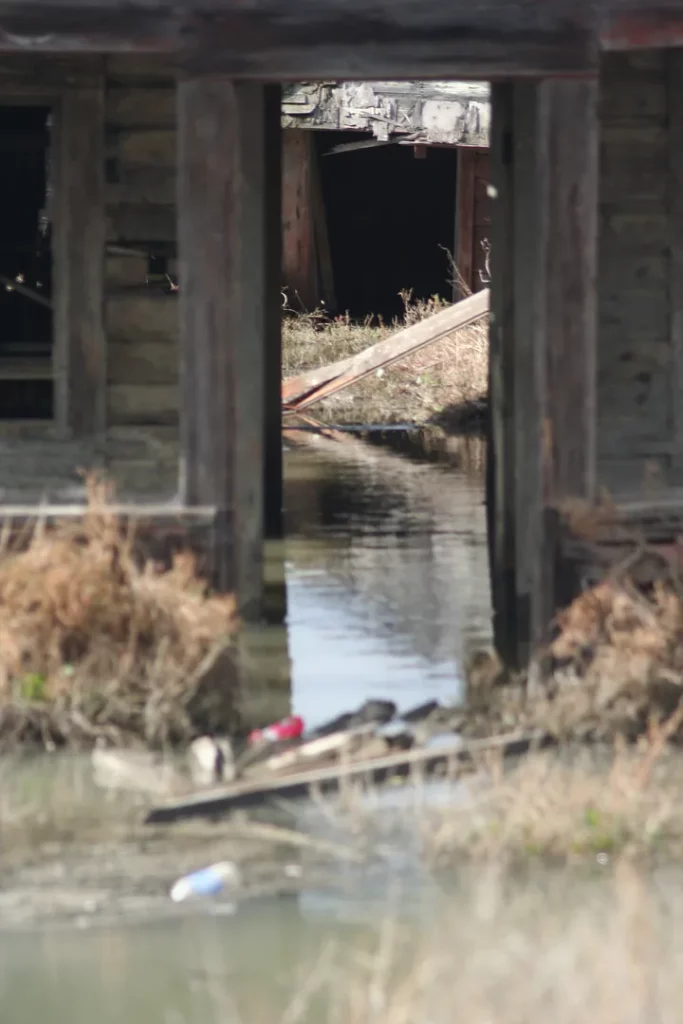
[145,731,543,824]
[282,288,489,409]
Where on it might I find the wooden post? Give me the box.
[488,83,518,667]
[532,77,598,650]
[178,76,279,616]
[487,78,598,669]
[667,51,683,482]
[282,128,318,312]
[263,85,284,543]
[53,80,106,437]
[455,148,476,297]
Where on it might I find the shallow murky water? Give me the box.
[0,430,491,1022]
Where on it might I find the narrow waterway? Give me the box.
[0,430,492,1022]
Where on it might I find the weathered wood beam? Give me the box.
[487,83,518,669]
[0,1,596,78]
[264,84,284,543]
[178,75,277,615]
[53,79,106,437]
[488,76,598,671]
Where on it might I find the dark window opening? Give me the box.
[316,131,459,322]
[0,105,53,419]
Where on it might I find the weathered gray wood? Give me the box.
[106,202,176,242]
[532,77,598,648]
[108,383,179,425]
[283,81,490,148]
[264,85,284,542]
[106,293,178,342]
[52,81,106,437]
[145,729,541,823]
[512,83,544,667]
[538,78,598,505]
[179,76,275,614]
[107,340,178,386]
[282,288,489,407]
[0,1,597,78]
[667,50,683,481]
[487,84,519,668]
[105,86,175,127]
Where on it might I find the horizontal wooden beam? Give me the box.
[0,2,679,75]
[0,1,596,78]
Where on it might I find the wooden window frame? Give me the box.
[0,77,105,438]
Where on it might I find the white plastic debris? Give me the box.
[188,736,236,786]
[170,861,241,903]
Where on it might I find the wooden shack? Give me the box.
[280,81,491,312]
[0,1,682,659]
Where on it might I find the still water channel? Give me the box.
[0,430,492,1023]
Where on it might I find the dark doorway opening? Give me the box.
[0,105,53,420]
[316,131,458,322]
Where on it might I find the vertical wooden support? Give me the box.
[488,78,598,669]
[455,148,476,297]
[532,77,599,651]
[512,84,544,666]
[667,52,683,482]
[178,76,278,616]
[53,81,106,437]
[488,83,518,667]
[282,128,318,311]
[264,86,285,543]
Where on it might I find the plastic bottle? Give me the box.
[170,861,241,903]
[248,714,305,745]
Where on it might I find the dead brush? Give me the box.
[0,476,239,750]
[422,736,683,867]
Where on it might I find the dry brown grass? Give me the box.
[254,857,683,1024]
[283,291,489,425]
[0,478,239,751]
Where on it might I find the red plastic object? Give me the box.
[248,715,304,746]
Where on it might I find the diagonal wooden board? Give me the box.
[145,729,546,824]
[282,288,490,411]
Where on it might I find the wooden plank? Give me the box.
[107,383,179,425]
[454,148,476,297]
[0,3,596,78]
[667,50,683,483]
[106,202,176,242]
[179,76,274,614]
[282,288,489,408]
[145,730,542,823]
[105,86,175,127]
[52,80,106,438]
[106,292,178,342]
[282,128,317,312]
[107,339,178,386]
[106,167,176,205]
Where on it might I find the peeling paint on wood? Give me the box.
[281,81,490,148]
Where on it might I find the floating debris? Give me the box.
[170,861,241,903]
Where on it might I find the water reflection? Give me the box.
[283,433,491,729]
[0,430,493,1022]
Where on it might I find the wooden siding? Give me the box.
[103,61,179,496]
[597,51,676,495]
